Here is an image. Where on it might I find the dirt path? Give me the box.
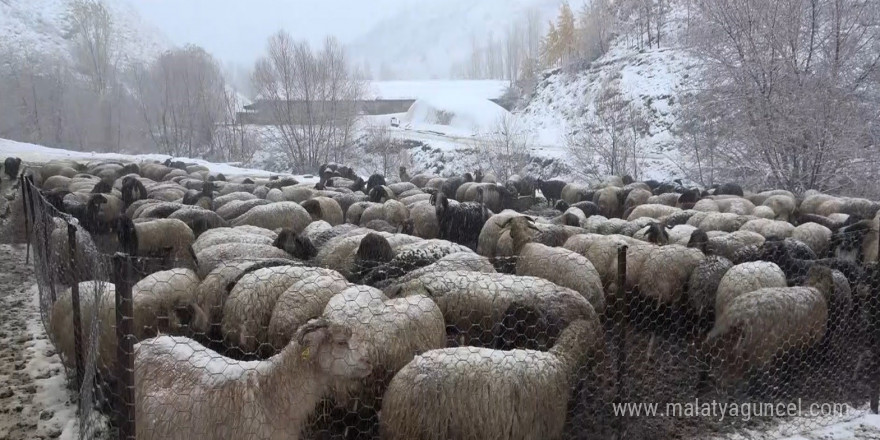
[0,243,82,439]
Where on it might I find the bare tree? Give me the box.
[480,114,532,182]
[252,32,365,172]
[691,0,880,194]
[135,45,227,158]
[566,79,648,181]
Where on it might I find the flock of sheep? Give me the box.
[4,155,880,440]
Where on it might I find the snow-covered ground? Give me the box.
[0,138,281,178]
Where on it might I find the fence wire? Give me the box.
[19,171,880,440]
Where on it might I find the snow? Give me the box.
[365,80,509,101]
[404,95,510,135]
[0,0,171,66]
[0,137,278,177]
[702,407,880,440]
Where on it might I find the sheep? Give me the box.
[3,157,22,181]
[212,191,257,210]
[191,259,295,338]
[502,216,605,312]
[222,265,329,355]
[491,301,562,351]
[182,180,215,209]
[168,208,228,237]
[506,174,537,198]
[388,181,417,195]
[379,319,601,440]
[391,271,596,348]
[538,179,568,206]
[624,187,652,213]
[355,239,474,284]
[439,173,473,200]
[51,268,202,371]
[687,229,767,261]
[432,191,490,251]
[216,198,272,221]
[713,182,744,197]
[358,200,409,228]
[191,226,277,254]
[740,218,795,240]
[762,194,797,222]
[194,242,295,279]
[134,318,371,440]
[689,212,752,233]
[832,219,879,264]
[715,260,790,315]
[647,192,680,207]
[267,272,352,349]
[378,251,496,293]
[315,232,420,280]
[231,201,311,233]
[120,175,148,208]
[322,286,446,404]
[403,200,439,239]
[626,203,680,222]
[687,255,735,318]
[273,228,318,260]
[632,221,671,245]
[300,196,344,226]
[593,186,626,218]
[792,222,833,257]
[116,217,195,266]
[706,265,833,376]
[633,245,706,304]
[563,234,637,289]
[368,185,396,203]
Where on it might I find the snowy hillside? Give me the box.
[518,5,700,181]
[0,0,171,65]
[347,0,564,80]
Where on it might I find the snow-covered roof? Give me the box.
[365,80,510,101]
[255,80,509,102]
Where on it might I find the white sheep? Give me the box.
[221,265,321,355]
[194,242,294,278]
[516,243,605,313]
[791,222,832,257]
[322,285,446,402]
[380,319,601,440]
[191,226,276,254]
[707,265,832,376]
[392,271,596,347]
[267,272,352,349]
[134,318,372,440]
[715,261,788,317]
[231,201,311,233]
[300,196,344,225]
[739,218,795,239]
[626,203,681,221]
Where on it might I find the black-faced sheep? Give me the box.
[134,318,371,440]
[116,217,196,268]
[380,319,600,440]
[3,157,22,181]
[432,191,490,251]
[273,228,318,260]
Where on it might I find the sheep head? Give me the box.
[295,318,371,378]
[274,228,317,260]
[501,216,539,255]
[367,173,386,191]
[90,179,113,194]
[431,192,450,217]
[645,222,670,246]
[805,265,835,302]
[357,233,394,266]
[686,229,709,253]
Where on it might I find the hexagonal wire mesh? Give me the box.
[20,172,880,440]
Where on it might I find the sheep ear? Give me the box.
[296,318,331,348]
[500,218,514,229]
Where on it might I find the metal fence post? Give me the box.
[67,222,85,393]
[113,253,136,440]
[20,175,30,263]
[614,245,628,440]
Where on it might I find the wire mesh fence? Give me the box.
[18,172,880,440]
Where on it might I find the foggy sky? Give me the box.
[127,0,406,67]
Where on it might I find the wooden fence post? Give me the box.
[20,175,30,264]
[113,253,136,440]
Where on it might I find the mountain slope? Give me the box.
[347,0,564,80]
[0,0,171,65]
[518,5,700,181]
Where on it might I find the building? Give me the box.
[238,80,511,125]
